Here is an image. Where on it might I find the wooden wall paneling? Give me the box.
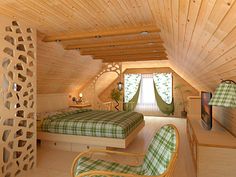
[0,17,36,177]
[37,94,68,113]
[121,67,199,117]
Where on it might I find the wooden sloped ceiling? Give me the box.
[1,0,235,89]
[0,0,167,63]
[148,0,236,136]
[0,1,235,99]
[37,34,102,94]
[148,0,236,92]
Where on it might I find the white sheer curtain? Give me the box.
[134,74,160,113]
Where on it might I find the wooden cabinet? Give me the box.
[187,96,236,177]
[187,116,236,177]
[187,96,201,116]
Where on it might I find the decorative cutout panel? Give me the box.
[92,62,121,85]
[0,18,36,177]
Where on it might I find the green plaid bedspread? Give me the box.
[41,110,144,139]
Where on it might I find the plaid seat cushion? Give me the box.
[75,157,142,176]
[140,125,176,176]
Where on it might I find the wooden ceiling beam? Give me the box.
[90,50,166,58]
[81,47,165,55]
[65,39,163,49]
[79,43,165,53]
[43,25,160,42]
[103,56,167,63]
[95,53,167,60]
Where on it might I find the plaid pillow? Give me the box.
[140,125,176,176]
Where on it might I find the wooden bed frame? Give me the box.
[37,121,145,150]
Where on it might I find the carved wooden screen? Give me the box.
[0,17,36,177]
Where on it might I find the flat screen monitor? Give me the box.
[201,91,212,130]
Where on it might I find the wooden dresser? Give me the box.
[187,97,236,177]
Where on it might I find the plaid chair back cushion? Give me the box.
[140,125,176,176]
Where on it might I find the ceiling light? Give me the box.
[140,31,149,35]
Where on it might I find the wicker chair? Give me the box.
[71,124,180,177]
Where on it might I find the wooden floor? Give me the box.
[25,116,196,177]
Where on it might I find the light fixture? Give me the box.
[147,42,154,45]
[117,81,123,91]
[140,31,149,35]
[209,80,236,107]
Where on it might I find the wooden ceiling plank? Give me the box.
[177,0,190,62]
[187,0,236,70]
[181,0,202,63]
[43,25,160,42]
[195,1,236,67]
[171,0,179,60]
[185,0,217,66]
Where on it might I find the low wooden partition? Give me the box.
[187,115,236,177]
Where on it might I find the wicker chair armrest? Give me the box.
[71,149,145,177]
[76,170,167,177]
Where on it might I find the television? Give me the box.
[201,91,212,130]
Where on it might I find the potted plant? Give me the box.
[110,88,122,111]
[174,84,192,118]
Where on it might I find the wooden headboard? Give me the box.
[37,93,69,113]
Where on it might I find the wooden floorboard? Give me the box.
[24,116,196,177]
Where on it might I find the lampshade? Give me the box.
[209,80,236,107]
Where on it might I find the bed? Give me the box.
[37,109,144,150]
